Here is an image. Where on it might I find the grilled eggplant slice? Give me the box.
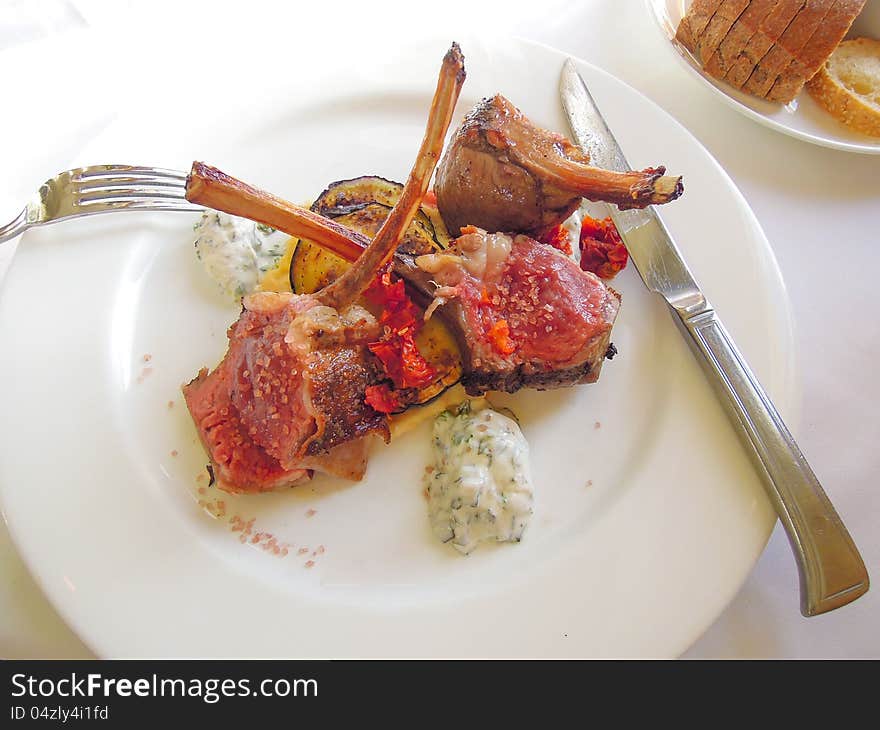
[334,202,437,255]
[314,176,443,246]
[290,203,439,293]
[419,198,453,247]
[289,236,347,294]
[314,175,416,213]
[291,174,449,294]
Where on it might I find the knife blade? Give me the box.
[559,59,869,617]
[560,60,702,315]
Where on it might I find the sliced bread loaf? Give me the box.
[705,0,779,79]
[743,0,834,97]
[694,0,751,66]
[675,0,871,107]
[677,0,726,52]
[725,0,806,88]
[767,0,867,102]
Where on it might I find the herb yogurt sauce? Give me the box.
[424,400,534,554]
[193,211,289,298]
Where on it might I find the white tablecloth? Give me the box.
[1,0,877,659]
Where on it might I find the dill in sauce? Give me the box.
[424,400,534,554]
[192,211,288,298]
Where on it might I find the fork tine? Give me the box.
[77,186,190,203]
[74,176,188,193]
[77,199,203,213]
[71,165,189,182]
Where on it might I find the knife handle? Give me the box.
[676,307,869,616]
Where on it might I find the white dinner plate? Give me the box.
[648,0,880,154]
[0,35,796,658]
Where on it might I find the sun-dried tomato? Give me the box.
[487,319,515,355]
[364,384,402,414]
[368,329,436,390]
[363,268,437,407]
[579,215,628,279]
[364,269,423,332]
[537,224,573,255]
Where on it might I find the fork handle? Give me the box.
[676,306,869,616]
[0,207,28,245]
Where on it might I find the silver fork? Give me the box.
[0,164,202,245]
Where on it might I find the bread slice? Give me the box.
[767,0,867,102]
[694,0,751,66]
[705,0,779,78]
[805,37,880,136]
[743,0,834,97]
[676,16,697,52]
[725,0,805,88]
[677,0,726,53]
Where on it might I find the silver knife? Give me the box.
[560,59,868,617]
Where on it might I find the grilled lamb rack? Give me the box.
[189,194,620,400]
[182,43,466,493]
[434,94,683,236]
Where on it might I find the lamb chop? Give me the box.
[434,94,683,236]
[398,227,620,395]
[182,43,466,493]
[182,293,382,491]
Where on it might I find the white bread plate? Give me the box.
[648,0,880,153]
